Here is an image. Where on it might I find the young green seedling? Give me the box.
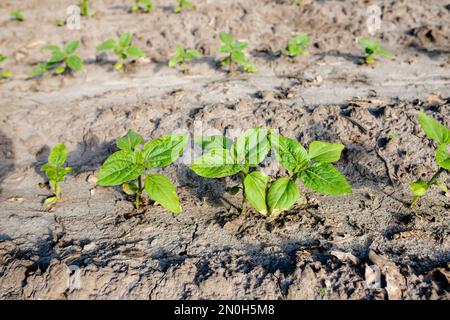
[40,144,72,205]
[132,0,154,13]
[409,110,450,206]
[96,33,146,70]
[10,9,24,22]
[292,0,302,5]
[168,44,201,73]
[96,130,188,212]
[28,40,84,78]
[175,0,194,13]
[190,128,270,215]
[219,32,256,73]
[79,0,95,17]
[0,55,12,78]
[357,38,394,64]
[286,33,310,57]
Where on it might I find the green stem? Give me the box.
[238,171,247,215]
[136,175,143,209]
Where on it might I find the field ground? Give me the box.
[0,0,449,299]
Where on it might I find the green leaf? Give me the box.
[28,64,48,78]
[235,128,270,166]
[122,183,138,195]
[299,162,352,195]
[43,166,71,182]
[119,33,132,48]
[48,50,66,64]
[1,71,12,78]
[409,179,429,197]
[116,130,144,151]
[186,48,201,59]
[267,178,299,215]
[48,143,67,167]
[66,55,83,71]
[270,134,309,173]
[0,55,7,63]
[44,196,58,205]
[114,61,124,70]
[418,110,450,145]
[308,141,344,163]
[96,39,116,51]
[244,171,270,215]
[55,66,66,74]
[126,45,146,58]
[194,135,233,151]
[145,174,181,213]
[190,148,242,178]
[436,144,450,170]
[10,9,24,21]
[226,186,241,195]
[231,51,248,66]
[142,134,188,168]
[436,180,448,194]
[219,32,233,44]
[64,40,80,55]
[97,150,145,186]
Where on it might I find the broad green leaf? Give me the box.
[219,32,233,44]
[122,183,138,195]
[43,166,71,182]
[267,177,299,215]
[119,33,132,48]
[418,110,450,145]
[116,130,144,151]
[186,48,201,59]
[55,66,66,74]
[48,51,66,63]
[126,45,146,58]
[244,171,269,215]
[97,150,145,186]
[231,51,247,66]
[299,162,352,195]
[194,135,232,151]
[44,196,58,205]
[308,141,344,163]
[66,55,83,71]
[409,179,429,197]
[235,128,269,166]
[1,71,12,78]
[28,63,48,78]
[145,174,181,213]
[64,40,80,55]
[243,64,257,73]
[190,148,242,178]
[48,143,67,167]
[0,55,7,63]
[96,39,116,51]
[436,144,450,170]
[436,180,448,193]
[142,134,188,168]
[270,134,308,173]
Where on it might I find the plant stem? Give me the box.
[410,167,446,207]
[136,175,143,209]
[238,171,247,215]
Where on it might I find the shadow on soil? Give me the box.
[0,130,14,195]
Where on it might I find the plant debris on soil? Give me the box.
[0,0,449,300]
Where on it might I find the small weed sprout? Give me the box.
[79,0,96,17]
[132,0,154,13]
[357,38,394,64]
[96,33,146,70]
[409,110,450,206]
[10,9,24,22]
[97,130,188,213]
[0,55,12,78]
[286,33,310,57]
[168,44,201,72]
[28,40,84,78]
[40,144,72,205]
[219,32,256,73]
[175,0,194,13]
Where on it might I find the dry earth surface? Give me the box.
[0,0,449,299]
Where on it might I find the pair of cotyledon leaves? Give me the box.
[190,128,352,216]
[97,130,188,213]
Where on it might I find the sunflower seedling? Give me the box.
[97,130,188,213]
[10,9,24,22]
[175,0,194,13]
[286,34,310,57]
[0,55,12,78]
[28,40,84,78]
[132,0,154,13]
[96,33,146,70]
[357,38,394,64]
[168,44,201,73]
[409,110,450,206]
[40,144,72,205]
[79,0,96,17]
[190,128,269,216]
[219,32,256,73]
